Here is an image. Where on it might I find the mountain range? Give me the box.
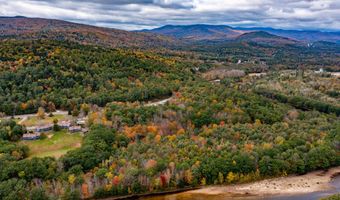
[142,24,340,43]
[142,24,245,41]
[1,16,340,48]
[0,16,175,48]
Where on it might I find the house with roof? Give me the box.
[58,120,71,129]
[76,118,86,126]
[248,72,267,77]
[36,124,53,133]
[315,68,324,73]
[22,133,41,140]
[26,126,37,132]
[69,126,82,133]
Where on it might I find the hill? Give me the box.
[142,24,245,41]
[0,40,193,115]
[236,27,340,43]
[236,31,298,45]
[0,17,176,48]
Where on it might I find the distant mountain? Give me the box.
[144,24,340,43]
[142,24,245,41]
[0,17,176,48]
[236,31,298,45]
[231,27,340,43]
[2,18,339,48]
[0,16,27,18]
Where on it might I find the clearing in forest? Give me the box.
[20,130,83,158]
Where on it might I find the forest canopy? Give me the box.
[0,39,339,199]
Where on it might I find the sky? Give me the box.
[0,0,339,31]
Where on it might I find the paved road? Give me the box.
[210,79,221,83]
[2,97,171,125]
[2,110,69,124]
[144,97,173,107]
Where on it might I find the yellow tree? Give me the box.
[226,172,237,183]
[218,172,224,184]
[184,170,193,184]
[68,174,76,185]
[201,177,206,186]
[37,107,46,119]
[81,103,90,115]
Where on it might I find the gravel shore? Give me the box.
[186,167,340,196]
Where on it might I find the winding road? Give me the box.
[144,97,173,107]
[2,96,174,124]
[2,110,69,124]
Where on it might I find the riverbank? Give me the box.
[186,167,340,197]
[101,167,340,200]
[99,187,201,200]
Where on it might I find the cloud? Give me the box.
[0,0,339,31]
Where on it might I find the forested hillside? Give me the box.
[1,52,339,199]
[2,18,339,73]
[0,17,339,200]
[186,40,340,72]
[0,40,193,115]
[0,17,175,48]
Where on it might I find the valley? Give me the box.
[0,16,339,200]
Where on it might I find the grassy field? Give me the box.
[0,117,21,123]
[20,130,83,158]
[21,114,71,126]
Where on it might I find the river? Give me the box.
[140,176,340,200]
[269,176,340,200]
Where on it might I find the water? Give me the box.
[269,176,340,200]
[140,176,340,200]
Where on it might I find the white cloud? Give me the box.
[192,0,268,12]
[0,0,339,31]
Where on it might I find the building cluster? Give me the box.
[22,133,41,140]
[248,72,267,77]
[22,118,88,140]
[314,69,340,77]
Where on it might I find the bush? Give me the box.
[255,89,340,116]
[30,188,49,200]
[61,126,116,171]
[62,188,80,200]
[320,194,340,200]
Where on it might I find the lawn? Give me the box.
[20,130,83,158]
[0,117,21,123]
[21,114,71,126]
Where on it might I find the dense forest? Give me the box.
[183,40,340,72]
[0,38,339,199]
[0,40,194,116]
